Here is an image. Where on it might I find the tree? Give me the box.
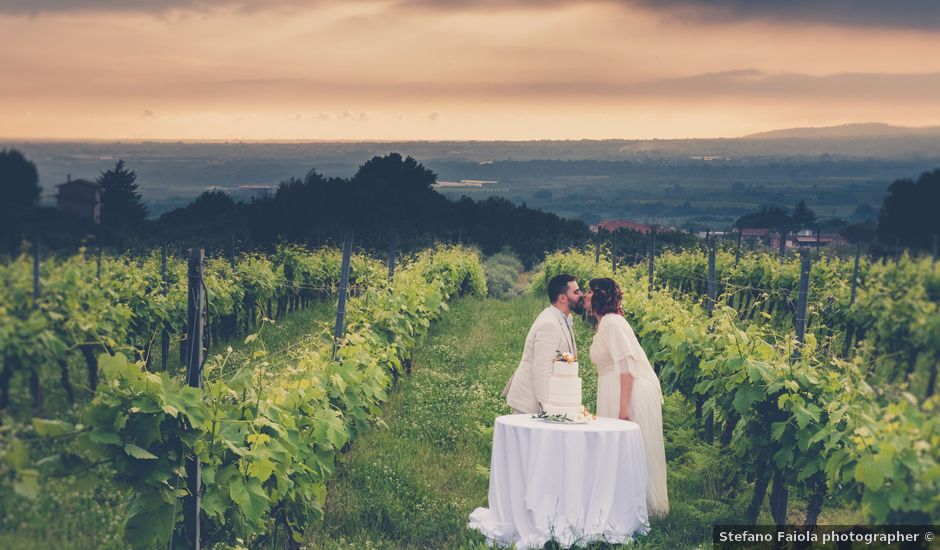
[841,222,876,244]
[188,189,237,217]
[877,169,940,251]
[0,148,41,208]
[851,204,878,223]
[1,148,41,256]
[352,153,437,194]
[734,206,791,229]
[98,160,148,227]
[791,199,816,229]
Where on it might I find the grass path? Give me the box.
[304,296,763,549]
[305,295,543,549]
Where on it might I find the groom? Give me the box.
[503,273,583,414]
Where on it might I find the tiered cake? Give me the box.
[543,353,583,417]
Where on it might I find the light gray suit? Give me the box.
[503,305,578,414]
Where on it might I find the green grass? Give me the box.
[304,295,861,550]
[0,301,337,549]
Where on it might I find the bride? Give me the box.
[585,277,670,517]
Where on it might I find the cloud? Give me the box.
[626,0,940,32]
[15,71,940,106]
[641,70,940,101]
[0,0,321,15]
[403,70,940,103]
[339,110,368,120]
[5,0,938,32]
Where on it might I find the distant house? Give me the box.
[793,231,848,248]
[593,220,654,234]
[56,176,101,223]
[740,227,772,240]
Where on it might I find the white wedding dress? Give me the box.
[590,313,670,517]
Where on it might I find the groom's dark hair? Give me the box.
[547,273,576,304]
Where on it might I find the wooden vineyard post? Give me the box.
[333,232,353,361]
[769,467,789,527]
[388,233,397,283]
[703,239,717,442]
[735,226,743,266]
[793,254,811,362]
[647,232,655,299]
[161,243,169,372]
[30,238,43,412]
[32,237,40,306]
[183,248,206,549]
[611,235,618,273]
[706,240,717,316]
[842,244,861,357]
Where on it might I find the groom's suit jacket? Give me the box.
[504,305,578,414]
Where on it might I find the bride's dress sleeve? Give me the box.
[604,316,639,377]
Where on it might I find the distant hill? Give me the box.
[744,123,940,139]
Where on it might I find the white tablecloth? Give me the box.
[469,414,649,549]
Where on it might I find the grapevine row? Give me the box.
[649,248,940,394]
[0,244,387,413]
[1,245,487,547]
[533,249,939,524]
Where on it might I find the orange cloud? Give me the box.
[2,1,939,140]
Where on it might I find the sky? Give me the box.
[1,0,939,141]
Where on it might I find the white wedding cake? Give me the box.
[543,353,583,418]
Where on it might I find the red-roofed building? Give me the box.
[740,227,772,239]
[592,220,653,234]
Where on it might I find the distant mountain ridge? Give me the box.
[744,123,940,139]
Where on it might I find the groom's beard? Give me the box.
[570,300,585,316]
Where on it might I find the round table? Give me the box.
[469,414,649,549]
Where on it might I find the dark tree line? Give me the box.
[0,148,41,256]
[1,150,150,255]
[1,151,589,266]
[152,153,590,266]
[729,168,939,254]
[877,168,940,251]
[6,146,935,262]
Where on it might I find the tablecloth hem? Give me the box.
[469,506,650,549]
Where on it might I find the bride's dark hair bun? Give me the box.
[589,277,623,316]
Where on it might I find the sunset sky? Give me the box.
[2,0,939,141]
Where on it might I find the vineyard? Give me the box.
[0,244,389,412]
[0,244,486,547]
[650,247,940,395]
[533,248,940,525]
[2,239,938,549]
